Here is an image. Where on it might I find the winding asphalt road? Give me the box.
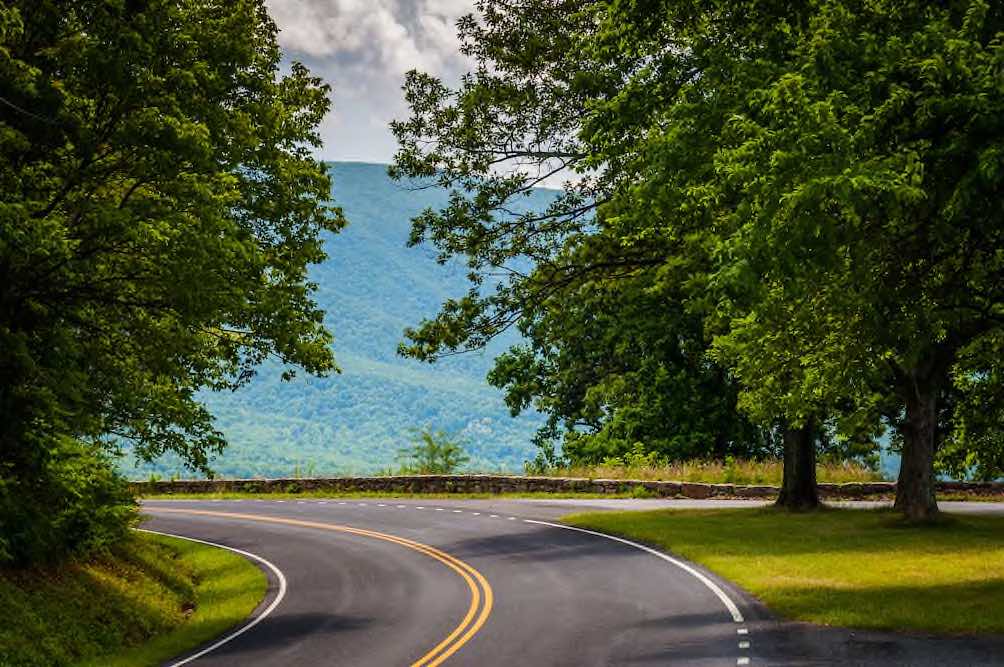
[143,498,1004,667]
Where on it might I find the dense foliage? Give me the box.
[391,0,1004,518]
[0,439,135,565]
[488,242,775,466]
[0,0,337,561]
[391,0,787,470]
[704,0,1004,519]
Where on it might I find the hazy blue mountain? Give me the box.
[122,162,550,479]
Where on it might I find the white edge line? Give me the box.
[523,519,744,623]
[135,528,288,666]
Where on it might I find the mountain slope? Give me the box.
[122,162,548,478]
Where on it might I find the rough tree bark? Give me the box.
[894,373,941,521]
[776,417,819,511]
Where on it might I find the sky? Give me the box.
[265,0,474,164]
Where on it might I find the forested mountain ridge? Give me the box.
[122,162,549,478]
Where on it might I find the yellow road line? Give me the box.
[147,508,493,666]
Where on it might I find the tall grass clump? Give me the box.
[533,446,883,485]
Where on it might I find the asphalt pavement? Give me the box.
[142,498,1004,666]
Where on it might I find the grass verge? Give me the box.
[1,531,266,667]
[564,507,1004,635]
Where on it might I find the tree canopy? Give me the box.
[391,0,778,467]
[486,234,774,466]
[392,0,1004,519]
[707,0,1004,518]
[0,0,340,561]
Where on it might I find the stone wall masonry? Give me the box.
[130,475,1004,500]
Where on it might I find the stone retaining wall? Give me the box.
[130,475,1004,500]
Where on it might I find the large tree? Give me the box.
[709,0,1004,519]
[569,0,854,510]
[397,0,1004,520]
[1,0,341,557]
[391,0,832,502]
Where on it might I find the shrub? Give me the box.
[600,442,666,468]
[397,429,470,474]
[0,438,136,566]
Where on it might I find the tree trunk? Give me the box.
[776,418,819,511]
[894,378,940,521]
[713,429,728,459]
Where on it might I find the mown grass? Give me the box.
[1,532,265,667]
[541,459,884,484]
[565,507,1004,635]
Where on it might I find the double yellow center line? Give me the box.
[149,508,493,667]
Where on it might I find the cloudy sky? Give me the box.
[266,0,474,164]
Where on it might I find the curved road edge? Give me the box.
[143,508,494,667]
[135,528,288,667]
[526,519,746,623]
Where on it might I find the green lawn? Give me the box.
[565,507,1004,635]
[1,531,266,667]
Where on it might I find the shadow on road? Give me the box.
[192,612,374,660]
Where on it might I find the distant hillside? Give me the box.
[122,162,551,478]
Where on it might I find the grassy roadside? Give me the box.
[142,459,884,487]
[564,507,1004,635]
[1,531,266,667]
[540,459,883,485]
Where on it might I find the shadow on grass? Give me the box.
[0,560,183,665]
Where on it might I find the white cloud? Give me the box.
[264,0,472,162]
[267,0,465,68]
